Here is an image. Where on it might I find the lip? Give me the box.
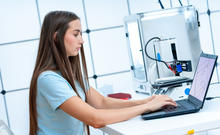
[76,47,81,51]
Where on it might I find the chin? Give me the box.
[73,52,79,56]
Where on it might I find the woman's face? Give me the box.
[64,19,84,57]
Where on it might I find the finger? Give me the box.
[163,97,176,104]
[166,100,177,106]
[165,101,177,107]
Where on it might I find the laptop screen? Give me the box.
[189,55,216,101]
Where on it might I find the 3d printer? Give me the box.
[124,6,202,95]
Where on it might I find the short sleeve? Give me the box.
[37,71,77,111]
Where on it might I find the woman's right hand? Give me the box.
[146,95,177,112]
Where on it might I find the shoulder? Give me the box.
[38,70,62,80]
[37,70,75,94]
[37,70,70,88]
[38,70,66,83]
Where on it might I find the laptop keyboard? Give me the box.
[163,102,187,112]
[164,100,197,112]
[163,105,181,112]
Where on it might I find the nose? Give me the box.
[79,35,84,45]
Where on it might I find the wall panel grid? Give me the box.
[0,0,220,135]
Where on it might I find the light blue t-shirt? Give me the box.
[36,71,86,135]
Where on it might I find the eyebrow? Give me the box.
[72,29,81,32]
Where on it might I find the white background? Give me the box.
[0,0,220,134]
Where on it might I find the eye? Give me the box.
[73,33,79,37]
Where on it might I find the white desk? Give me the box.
[100,84,220,135]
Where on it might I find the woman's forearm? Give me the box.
[88,103,151,128]
[87,87,153,109]
[102,96,154,109]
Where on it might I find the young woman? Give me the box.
[29,11,176,135]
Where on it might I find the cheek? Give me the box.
[64,36,77,48]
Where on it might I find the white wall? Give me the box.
[0,0,220,135]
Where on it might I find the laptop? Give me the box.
[142,52,218,120]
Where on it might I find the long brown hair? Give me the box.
[29,11,89,135]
